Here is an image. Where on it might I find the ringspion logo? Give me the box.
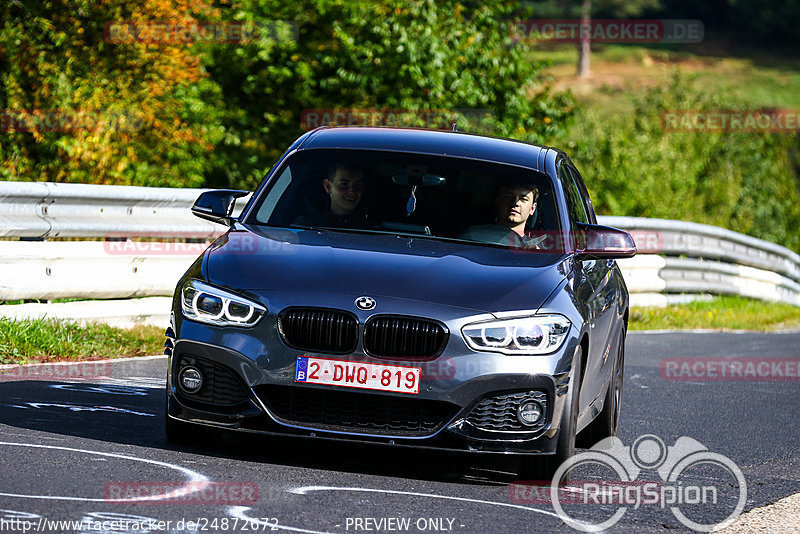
[512,434,747,532]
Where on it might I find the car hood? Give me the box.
[205,226,570,314]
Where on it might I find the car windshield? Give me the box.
[247,148,559,249]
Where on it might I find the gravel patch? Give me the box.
[720,492,800,533]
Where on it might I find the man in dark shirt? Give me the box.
[295,163,368,228]
[459,180,546,249]
[323,163,366,226]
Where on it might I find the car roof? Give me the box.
[296,126,563,174]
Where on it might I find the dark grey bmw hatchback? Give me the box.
[165,126,636,478]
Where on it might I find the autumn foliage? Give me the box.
[0,0,224,186]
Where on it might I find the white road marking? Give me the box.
[97,377,166,389]
[290,485,563,519]
[5,402,155,416]
[229,483,565,534]
[633,329,799,334]
[0,442,209,502]
[50,384,151,395]
[629,374,650,389]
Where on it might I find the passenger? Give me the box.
[296,163,369,228]
[459,180,545,248]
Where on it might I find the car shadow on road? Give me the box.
[0,378,521,486]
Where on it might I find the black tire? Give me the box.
[518,345,582,482]
[577,327,625,449]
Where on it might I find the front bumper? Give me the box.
[166,333,579,455]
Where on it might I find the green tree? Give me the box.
[202,0,574,189]
[2,0,573,190]
[523,0,660,77]
[727,0,800,47]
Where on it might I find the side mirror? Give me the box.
[574,223,637,259]
[191,190,251,226]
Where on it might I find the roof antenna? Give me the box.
[451,122,457,132]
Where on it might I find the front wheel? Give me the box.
[578,327,625,448]
[518,345,582,482]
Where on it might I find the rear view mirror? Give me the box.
[191,190,250,226]
[574,223,637,259]
[392,173,447,187]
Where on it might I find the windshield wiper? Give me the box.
[289,224,377,236]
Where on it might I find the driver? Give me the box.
[295,163,369,228]
[459,179,545,248]
[325,163,365,221]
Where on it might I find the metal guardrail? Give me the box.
[0,240,200,301]
[599,216,800,282]
[0,182,797,327]
[0,181,223,239]
[597,216,800,307]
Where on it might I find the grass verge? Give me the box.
[0,317,164,365]
[629,296,800,331]
[530,43,800,110]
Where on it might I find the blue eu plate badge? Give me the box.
[295,357,308,382]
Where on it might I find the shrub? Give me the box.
[561,73,800,251]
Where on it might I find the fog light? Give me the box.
[517,401,543,426]
[179,366,203,394]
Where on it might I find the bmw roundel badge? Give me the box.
[355,296,376,310]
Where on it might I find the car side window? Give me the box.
[254,165,294,224]
[567,165,597,224]
[560,163,589,228]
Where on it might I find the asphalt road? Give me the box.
[0,331,798,534]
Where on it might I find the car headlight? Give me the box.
[461,314,571,355]
[181,280,266,327]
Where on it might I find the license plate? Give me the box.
[294,356,421,395]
